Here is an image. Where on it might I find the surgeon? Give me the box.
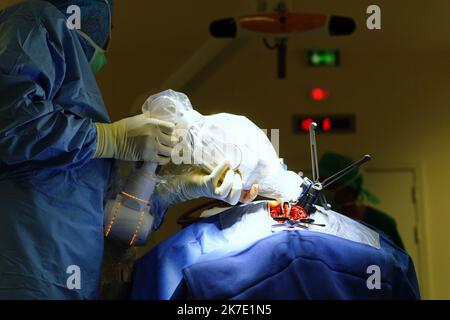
[319,152,405,249]
[0,0,246,299]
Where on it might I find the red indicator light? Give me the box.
[293,114,355,134]
[311,87,329,101]
[301,118,314,131]
[322,118,332,131]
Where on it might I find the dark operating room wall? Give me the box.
[94,0,450,299]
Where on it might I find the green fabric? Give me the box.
[364,206,405,250]
[319,152,362,191]
[319,152,379,204]
[90,49,107,74]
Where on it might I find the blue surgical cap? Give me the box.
[47,0,113,58]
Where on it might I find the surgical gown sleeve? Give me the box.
[0,2,109,173]
[0,1,112,299]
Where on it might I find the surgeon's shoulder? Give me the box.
[364,206,399,231]
[1,0,65,25]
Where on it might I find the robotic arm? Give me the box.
[269,122,371,230]
[104,162,159,246]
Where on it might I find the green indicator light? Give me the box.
[311,53,322,65]
[308,50,340,67]
[322,53,335,64]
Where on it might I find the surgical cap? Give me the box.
[47,0,113,57]
[319,152,379,204]
[319,152,362,192]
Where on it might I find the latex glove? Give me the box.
[240,184,259,203]
[156,161,244,206]
[94,114,176,164]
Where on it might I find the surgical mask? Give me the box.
[77,30,108,75]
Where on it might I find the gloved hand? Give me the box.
[94,114,176,164]
[240,184,259,203]
[156,161,245,206]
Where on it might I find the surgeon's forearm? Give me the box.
[0,110,97,169]
[93,122,116,158]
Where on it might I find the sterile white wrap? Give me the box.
[142,89,304,201]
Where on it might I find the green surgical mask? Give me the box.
[89,47,107,75]
[77,30,108,75]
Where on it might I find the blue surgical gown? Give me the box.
[131,202,420,300]
[0,1,112,299]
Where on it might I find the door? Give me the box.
[298,167,422,287]
[363,169,421,284]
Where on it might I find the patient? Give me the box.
[131,199,420,299]
[320,152,405,249]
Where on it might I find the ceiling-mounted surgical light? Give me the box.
[209,11,355,78]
